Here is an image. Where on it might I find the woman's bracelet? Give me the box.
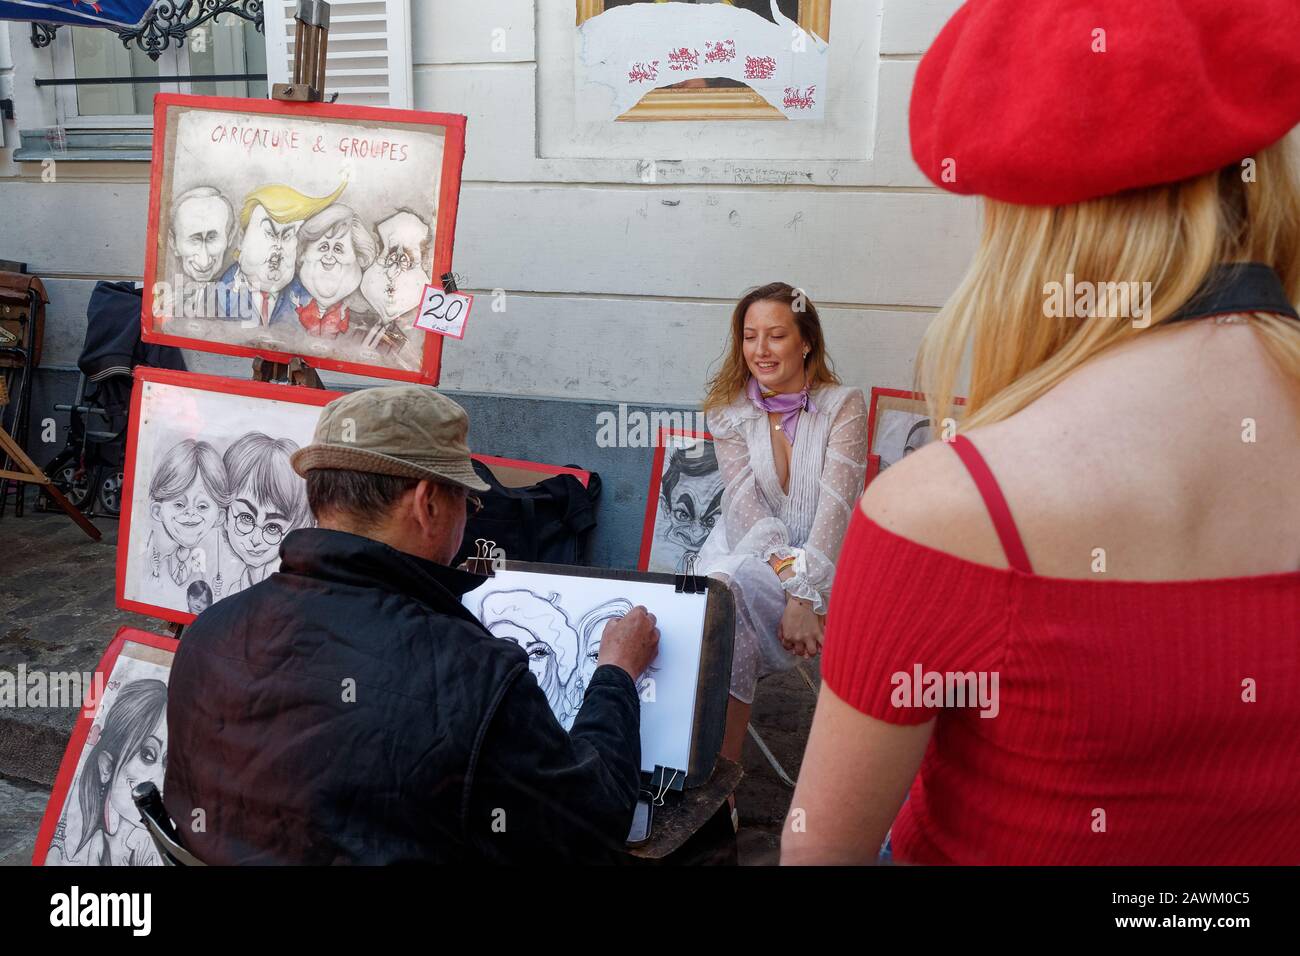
[773,556,796,577]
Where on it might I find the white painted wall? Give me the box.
[0,0,977,406]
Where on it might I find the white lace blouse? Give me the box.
[697,384,869,614]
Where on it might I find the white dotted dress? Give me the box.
[697,384,869,703]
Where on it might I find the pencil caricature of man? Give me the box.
[215,182,344,327]
[219,433,312,596]
[293,204,377,339]
[359,209,434,355]
[478,589,581,724]
[659,441,723,569]
[168,186,236,317]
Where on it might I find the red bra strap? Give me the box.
[949,434,1034,574]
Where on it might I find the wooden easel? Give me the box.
[273,0,331,104]
[0,425,101,540]
[169,4,332,646]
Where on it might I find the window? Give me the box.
[51,20,267,127]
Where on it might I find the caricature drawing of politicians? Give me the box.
[292,204,377,339]
[168,186,236,317]
[214,182,344,327]
[358,209,434,357]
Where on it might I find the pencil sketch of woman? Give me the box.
[45,679,168,867]
[478,589,581,725]
[567,598,641,713]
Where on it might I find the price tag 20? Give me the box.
[414,283,473,340]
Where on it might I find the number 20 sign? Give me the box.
[414,283,474,340]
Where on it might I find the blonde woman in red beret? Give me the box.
[786,0,1300,865]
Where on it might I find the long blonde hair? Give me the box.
[919,135,1300,430]
[704,281,840,414]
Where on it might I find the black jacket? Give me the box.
[163,528,642,864]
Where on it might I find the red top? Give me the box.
[822,435,1300,865]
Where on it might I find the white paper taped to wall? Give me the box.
[577,1,831,121]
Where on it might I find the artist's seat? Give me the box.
[132,782,207,867]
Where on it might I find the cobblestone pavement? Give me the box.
[0,506,818,865]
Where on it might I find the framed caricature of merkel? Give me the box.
[142,94,467,384]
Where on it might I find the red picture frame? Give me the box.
[141,93,468,384]
[472,454,592,489]
[866,386,969,460]
[32,626,179,866]
[116,366,344,625]
[637,426,715,572]
[864,452,882,488]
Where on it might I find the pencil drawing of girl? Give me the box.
[478,589,581,724]
[568,598,659,713]
[218,432,312,597]
[45,679,168,867]
[145,439,228,598]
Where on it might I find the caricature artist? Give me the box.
[164,386,661,863]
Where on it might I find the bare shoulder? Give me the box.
[864,323,1300,580]
[859,435,1008,568]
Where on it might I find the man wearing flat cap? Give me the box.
[164,386,660,864]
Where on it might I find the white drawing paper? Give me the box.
[122,380,322,618]
[464,569,708,774]
[577,1,831,121]
[647,434,721,574]
[42,644,174,867]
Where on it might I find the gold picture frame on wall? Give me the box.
[576,0,832,121]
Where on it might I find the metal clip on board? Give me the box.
[674,552,704,594]
[465,538,497,577]
[647,764,685,801]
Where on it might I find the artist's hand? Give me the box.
[778,596,823,659]
[598,606,660,682]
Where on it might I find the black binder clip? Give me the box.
[646,765,684,804]
[440,271,460,294]
[466,538,497,577]
[674,552,704,594]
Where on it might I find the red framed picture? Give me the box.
[472,454,592,489]
[141,93,468,384]
[864,452,882,488]
[637,427,719,573]
[867,387,968,476]
[117,366,343,625]
[33,626,179,866]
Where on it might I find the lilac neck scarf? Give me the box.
[746,377,816,443]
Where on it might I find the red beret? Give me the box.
[910,0,1300,206]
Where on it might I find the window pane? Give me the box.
[71,26,161,116]
[188,18,268,99]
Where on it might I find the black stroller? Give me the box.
[38,282,186,518]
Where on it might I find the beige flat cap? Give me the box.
[290,385,491,493]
